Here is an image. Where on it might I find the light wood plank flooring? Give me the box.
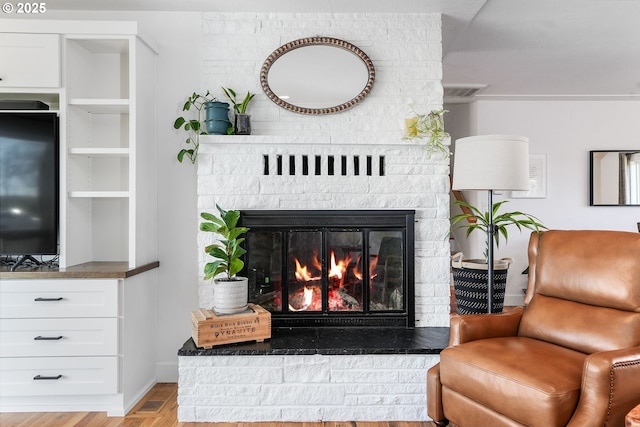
[0,383,439,427]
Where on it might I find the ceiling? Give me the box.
[40,0,640,101]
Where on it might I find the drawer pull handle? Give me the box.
[34,297,64,302]
[34,335,63,341]
[33,375,62,380]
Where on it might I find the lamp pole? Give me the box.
[487,189,495,314]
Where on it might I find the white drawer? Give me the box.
[0,318,117,357]
[0,33,60,88]
[0,356,118,396]
[0,279,118,319]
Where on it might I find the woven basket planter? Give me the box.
[451,252,513,315]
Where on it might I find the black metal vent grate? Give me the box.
[263,154,385,176]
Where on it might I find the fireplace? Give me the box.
[239,210,415,327]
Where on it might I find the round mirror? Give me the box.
[260,37,375,115]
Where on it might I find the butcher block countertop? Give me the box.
[0,261,159,279]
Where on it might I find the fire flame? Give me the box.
[329,251,352,281]
[294,258,320,282]
[291,250,365,311]
[294,250,360,284]
[353,255,363,280]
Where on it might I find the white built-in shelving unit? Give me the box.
[1,21,158,268]
[63,32,157,268]
[0,20,159,416]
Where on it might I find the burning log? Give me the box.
[338,287,360,308]
[289,285,318,311]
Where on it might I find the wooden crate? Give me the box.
[191,304,271,348]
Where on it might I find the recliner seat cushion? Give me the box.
[440,336,586,427]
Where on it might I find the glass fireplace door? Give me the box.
[241,209,414,327]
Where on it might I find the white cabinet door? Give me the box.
[0,33,60,88]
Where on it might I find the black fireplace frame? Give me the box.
[239,210,415,328]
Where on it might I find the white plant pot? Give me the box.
[213,276,249,315]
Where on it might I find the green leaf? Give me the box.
[204,261,223,280]
[206,246,229,261]
[238,92,255,114]
[200,221,221,233]
[200,212,226,228]
[218,205,240,229]
[173,117,186,129]
[200,212,217,221]
[233,244,247,259]
[227,227,249,241]
[228,258,244,278]
[189,120,200,131]
[177,149,186,163]
[222,87,236,100]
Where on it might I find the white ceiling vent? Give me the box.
[443,84,488,102]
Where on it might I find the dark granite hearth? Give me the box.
[178,326,449,356]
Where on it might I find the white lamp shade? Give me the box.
[452,135,530,191]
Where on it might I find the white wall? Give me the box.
[449,100,640,304]
[140,12,202,382]
[67,10,204,383]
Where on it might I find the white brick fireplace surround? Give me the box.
[178,12,450,422]
[195,136,451,324]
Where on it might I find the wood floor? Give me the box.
[0,383,439,427]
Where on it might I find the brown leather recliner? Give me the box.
[428,230,640,427]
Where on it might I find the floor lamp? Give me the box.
[451,135,530,313]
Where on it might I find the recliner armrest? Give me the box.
[567,346,640,427]
[449,307,524,346]
[427,364,448,425]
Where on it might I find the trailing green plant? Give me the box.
[222,87,255,114]
[403,108,450,159]
[173,91,217,164]
[450,200,547,262]
[200,205,250,281]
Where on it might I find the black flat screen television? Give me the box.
[0,112,60,268]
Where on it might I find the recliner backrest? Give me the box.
[519,230,640,354]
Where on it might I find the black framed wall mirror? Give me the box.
[590,150,640,206]
[260,36,375,115]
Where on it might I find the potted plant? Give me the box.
[173,91,230,164]
[200,205,250,314]
[222,87,255,135]
[450,200,547,314]
[403,107,450,159]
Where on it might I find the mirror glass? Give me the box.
[260,37,375,115]
[590,150,640,206]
